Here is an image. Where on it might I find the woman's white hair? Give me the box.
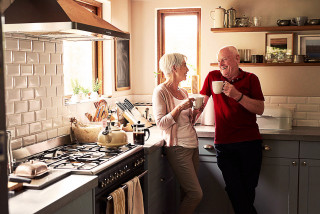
[159,53,187,78]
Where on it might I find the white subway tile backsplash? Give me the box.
[32,40,44,52]
[35,87,46,98]
[6,89,21,102]
[35,109,46,121]
[22,112,35,124]
[288,97,307,104]
[28,76,40,87]
[308,97,320,104]
[52,97,63,108]
[296,120,319,127]
[45,64,56,75]
[14,76,27,88]
[16,124,29,137]
[23,135,36,146]
[6,64,20,76]
[5,38,19,50]
[58,127,70,136]
[5,50,12,63]
[57,85,64,96]
[11,138,22,150]
[19,39,32,51]
[293,112,307,120]
[51,53,61,64]
[27,52,39,64]
[46,86,57,97]
[270,96,287,104]
[56,42,63,53]
[29,100,41,111]
[45,42,55,53]
[51,75,62,85]
[39,53,50,64]
[56,65,63,75]
[41,97,52,109]
[7,114,22,127]
[21,88,35,100]
[5,76,13,89]
[36,132,47,142]
[13,51,26,63]
[47,129,58,139]
[6,102,14,114]
[307,112,320,120]
[30,122,42,134]
[34,65,45,75]
[7,127,16,139]
[14,101,28,113]
[297,104,319,112]
[21,65,33,76]
[40,76,51,87]
[47,107,58,119]
[42,119,53,130]
[53,116,63,128]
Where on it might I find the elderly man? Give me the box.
[199,46,264,214]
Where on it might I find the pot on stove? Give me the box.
[97,125,128,148]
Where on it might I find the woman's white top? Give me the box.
[173,97,198,148]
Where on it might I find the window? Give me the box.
[63,0,103,96]
[157,8,201,92]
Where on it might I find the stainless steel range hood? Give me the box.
[3,0,130,41]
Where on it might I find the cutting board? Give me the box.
[8,182,23,191]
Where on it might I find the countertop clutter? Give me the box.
[9,125,320,214]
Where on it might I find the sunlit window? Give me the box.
[157,8,201,93]
[164,15,198,89]
[63,41,93,95]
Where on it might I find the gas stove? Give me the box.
[20,143,143,175]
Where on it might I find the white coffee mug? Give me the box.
[193,96,204,109]
[212,81,224,94]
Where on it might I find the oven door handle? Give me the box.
[102,170,148,201]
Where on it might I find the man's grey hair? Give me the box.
[217,46,239,58]
[159,53,187,78]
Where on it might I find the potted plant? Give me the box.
[90,78,102,100]
[71,79,81,103]
[81,87,90,100]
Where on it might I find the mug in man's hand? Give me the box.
[212,81,224,94]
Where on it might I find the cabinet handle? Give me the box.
[203,144,214,150]
[292,161,297,166]
[302,161,307,166]
[263,145,271,151]
[160,178,165,182]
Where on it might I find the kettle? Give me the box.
[97,125,128,148]
[210,6,226,28]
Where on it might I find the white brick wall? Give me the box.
[4,34,69,149]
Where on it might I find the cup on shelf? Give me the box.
[251,55,264,63]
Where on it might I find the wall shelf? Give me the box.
[210,63,320,67]
[211,25,320,33]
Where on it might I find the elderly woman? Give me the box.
[152,53,203,214]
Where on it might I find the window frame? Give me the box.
[74,0,104,95]
[157,8,201,87]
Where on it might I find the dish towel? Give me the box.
[106,187,125,214]
[125,176,144,214]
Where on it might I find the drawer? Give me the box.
[199,138,216,156]
[262,140,299,158]
[300,141,320,159]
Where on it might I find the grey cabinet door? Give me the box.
[255,157,299,214]
[298,159,320,214]
[196,155,234,214]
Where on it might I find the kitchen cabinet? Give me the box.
[196,138,233,214]
[255,140,299,214]
[143,147,179,214]
[298,141,320,214]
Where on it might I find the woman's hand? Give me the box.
[179,98,195,111]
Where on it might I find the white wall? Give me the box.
[130,0,320,96]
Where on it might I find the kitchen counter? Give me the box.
[9,174,98,214]
[138,125,320,151]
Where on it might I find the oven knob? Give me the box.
[107,178,110,184]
